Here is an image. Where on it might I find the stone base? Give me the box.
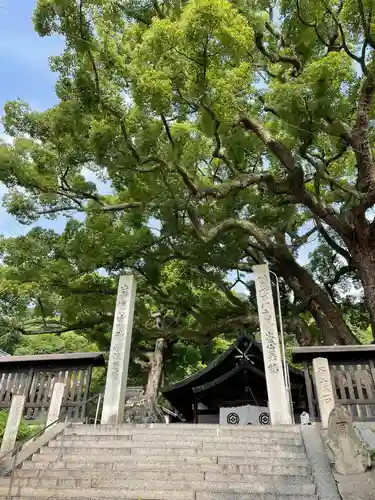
[334,469,375,500]
[123,397,165,424]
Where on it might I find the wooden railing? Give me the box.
[0,352,105,422]
[292,345,375,422]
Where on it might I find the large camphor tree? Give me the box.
[1,0,375,352]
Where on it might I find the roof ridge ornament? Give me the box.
[234,341,256,364]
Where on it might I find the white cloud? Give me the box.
[0,132,12,144]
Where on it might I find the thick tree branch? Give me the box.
[314,218,352,265]
[254,31,302,74]
[239,116,352,237]
[357,0,375,49]
[200,102,235,174]
[196,265,248,310]
[188,214,267,248]
[11,315,112,336]
[160,113,174,146]
[284,316,314,346]
[291,226,317,248]
[239,115,297,171]
[354,69,375,203]
[198,172,272,200]
[102,201,147,212]
[305,152,362,200]
[320,0,367,72]
[35,205,81,215]
[296,0,339,51]
[325,265,352,288]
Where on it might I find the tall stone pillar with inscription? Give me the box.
[102,275,136,424]
[312,357,335,428]
[254,264,292,425]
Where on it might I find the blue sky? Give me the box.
[0,0,66,236]
[0,1,62,111]
[0,0,313,279]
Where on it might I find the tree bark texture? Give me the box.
[271,253,359,345]
[351,245,375,339]
[145,337,166,400]
[124,338,166,424]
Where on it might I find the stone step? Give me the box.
[22,460,311,476]
[6,469,312,487]
[66,426,302,438]
[196,495,317,500]
[0,494,317,500]
[13,468,313,483]
[39,445,307,458]
[0,487,191,499]
[31,452,310,466]
[70,423,301,433]
[64,432,303,445]
[48,439,305,453]
[0,478,316,495]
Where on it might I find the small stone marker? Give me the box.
[313,357,335,428]
[0,395,25,456]
[102,275,137,424]
[46,383,65,427]
[327,404,371,475]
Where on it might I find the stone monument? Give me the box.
[253,264,292,425]
[327,404,371,475]
[101,275,136,424]
[312,357,335,428]
[0,395,25,456]
[46,382,65,426]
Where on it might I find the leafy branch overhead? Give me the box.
[1,0,375,347]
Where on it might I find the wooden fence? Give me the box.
[0,352,105,422]
[292,345,375,422]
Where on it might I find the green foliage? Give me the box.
[164,335,234,387]
[165,341,206,385]
[13,332,99,356]
[0,410,39,445]
[1,0,375,366]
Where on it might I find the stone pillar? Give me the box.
[102,275,136,424]
[46,383,65,427]
[0,395,25,456]
[313,357,335,428]
[254,264,292,425]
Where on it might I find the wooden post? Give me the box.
[0,395,25,456]
[303,362,316,421]
[82,365,93,420]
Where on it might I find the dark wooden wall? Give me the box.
[303,359,375,422]
[0,365,93,421]
[0,353,105,422]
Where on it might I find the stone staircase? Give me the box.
[0,423,318,499]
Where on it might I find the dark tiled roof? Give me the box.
[0,352,106,367]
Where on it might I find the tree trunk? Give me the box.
[124,338,166,424]
[270,251,359,345]
[145,337,166,401]
[351,246,375,339]
[284,316,316,346]
[311,306,348,345]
